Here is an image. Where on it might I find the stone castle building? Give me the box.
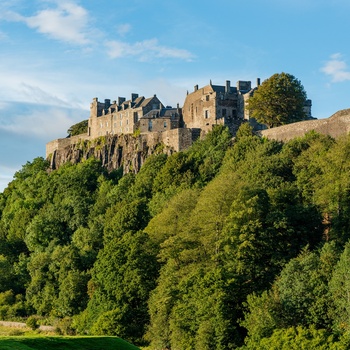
[88,94,182,138]
[46,78,312,160]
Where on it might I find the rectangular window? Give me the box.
[134,112,138,123]
[164,122,167,128]
[204,110,209,119]
[206,95,209,101]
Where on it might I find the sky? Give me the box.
[1,0,350,192]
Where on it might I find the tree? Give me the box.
[247,72,308,128]
[67,120,88,137]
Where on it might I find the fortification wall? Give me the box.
[260,109,350,141]
[161,128,194,152]
[46,134,89,159]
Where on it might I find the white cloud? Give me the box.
[11,2,91,45]
[117,23,131,36]
[321,53,350,82]
[106,38,194,62]
[0,106,85,140]
[18,83,72,107]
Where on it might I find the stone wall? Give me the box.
[46,134,89,159]
[260,109,350,142]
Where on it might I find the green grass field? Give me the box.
[0,336,141,350]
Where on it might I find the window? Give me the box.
[204,110,209,119]
[164,121,167,128]
[148,120,153,131]
[206,95,209,101]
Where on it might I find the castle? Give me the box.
[46,78,312,159]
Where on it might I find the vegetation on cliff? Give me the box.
[1,125,350,348]
[67,119,88,137]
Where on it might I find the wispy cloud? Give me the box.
[117,23,131,36]
[0,105,86,139]
[106,38,194,62]
[6,2,91,45]
[19,83,72,107]
[321,53,350,82]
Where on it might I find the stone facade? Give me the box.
[182,80,260,135]
[88,94,165,138]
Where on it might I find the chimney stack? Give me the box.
[194,84,198,91]
[257,78,261,87]
[225,80,231,93]
[118,97,126,105]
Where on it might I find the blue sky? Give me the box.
[1,0,350,191]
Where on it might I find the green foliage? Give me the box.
[4,126,350,348]
[0,336,141,350]
[247,72,308,128]
[26,315,39,330]
[329,242,350,333]
[240,326,339,350]
[67,119,88,137]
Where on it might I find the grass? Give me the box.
[0,336,141,350]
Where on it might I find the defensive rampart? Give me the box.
[260,109,350,141]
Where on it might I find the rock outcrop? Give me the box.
[48,133,173,174]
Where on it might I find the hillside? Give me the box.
[2,124,350,348]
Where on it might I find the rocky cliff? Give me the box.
[48,133,173,173]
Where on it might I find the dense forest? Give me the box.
[2,124,350,349]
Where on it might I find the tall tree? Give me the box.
[247,72,308,128]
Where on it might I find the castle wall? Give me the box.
[260,109,350,142]
[161,128,194,152]
[46,134,89,159]
[139,117,175,133]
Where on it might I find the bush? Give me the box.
[26,315,39,330]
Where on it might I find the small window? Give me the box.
[206,95,209,101]
[164,122,167,128]
[204,110,209,119]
